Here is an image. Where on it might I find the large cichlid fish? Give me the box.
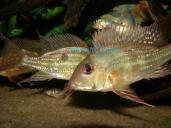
[0,34,90,84]
[68,22,171,106]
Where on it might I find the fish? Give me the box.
[0,34,90,84]
[0,66,37,83]
[93,1,156,30]
[68,22,171,106]
[0,39,41,83]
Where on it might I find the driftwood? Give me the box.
[64,0,90,29]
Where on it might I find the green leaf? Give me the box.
[166,7,171,13]
[44,6,65,20]
[32,6,65,20]
[84,22,93,33]
[0,21,6,33]
[84,36,92,46]
[31,7,46,20]
[45,25,66,37]
[8,16,17,33]
[9,28,24,37]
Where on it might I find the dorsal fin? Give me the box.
[0,34,21,57]
[12,39,42,55]
[38,34,88,54]
[93,22,168,51]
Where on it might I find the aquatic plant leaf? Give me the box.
[166,7,171,13]
[32,7,48,19]
[45,25,66,37]
[0,21,6,33]
[44,6,65,20]
[8,16,17,33]
[32,6,65,20]
[84,36,92,46]
[9,28,24,37]
[0,0,51,20]
[84,22,93,34]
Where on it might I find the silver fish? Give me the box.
[68,22,171,106]
[0,34,90,84]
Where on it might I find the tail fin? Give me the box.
[0,34,24,71]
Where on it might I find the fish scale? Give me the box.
[22,51,87,79]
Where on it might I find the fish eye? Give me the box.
[82,63,94,74]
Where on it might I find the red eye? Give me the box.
[82,63,94,74]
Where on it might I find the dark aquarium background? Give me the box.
[0,0,171,128]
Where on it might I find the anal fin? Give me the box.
[18,71,54,85]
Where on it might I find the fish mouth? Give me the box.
[70,82,96,92]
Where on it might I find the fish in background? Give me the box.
[0,34,90,85]
[93,1,156,29]
[0,66,37,83]
[68,21,171,106]
[0,39,41,83]
[0,38,66,84]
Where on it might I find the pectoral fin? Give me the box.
[112,87,154,107]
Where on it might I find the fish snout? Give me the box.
[69,80,96,91]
